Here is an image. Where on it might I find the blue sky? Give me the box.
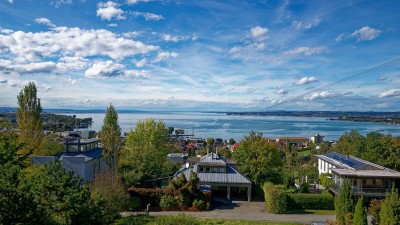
[0,0,399,111]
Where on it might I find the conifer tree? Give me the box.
[99,104,121,170]
[379,188,400,225]
[16,82,43,155]
[353,196,367,225]
[335,178,354,225]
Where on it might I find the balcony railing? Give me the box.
[330,184,392,196]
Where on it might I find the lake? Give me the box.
[62,111,400,141]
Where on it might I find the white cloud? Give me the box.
[153,51,178,63]
[107,23,118,27]
[126,0,151,4]
[122,31,141,38]
[0,59,57,74]
[275,88,288,94]
[50,0,72,8]
[97,1,126,21]
[351,26,381,41]
[378,89,400,98]
[7,0,13,3]
[291,18,321,30]
[295,76,319,85]
[160,34,192,42]
[0,27,158,62]
[306,91,337,100]
[57,56,89,71]
[134,58,147,67]
[271,99,283,105]
[35,18,56,27]
[284,46,326,56]
[335,33,346,42]
[85,61,124,78]
[250,26,269,41]
[131,11,164,21]
[85,60,150,78]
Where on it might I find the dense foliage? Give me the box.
[99,104,121,169]
[334,178,354,225]
[263,182,288,214]
[120,118,172,187]
[334,130,400,170]
[379,188,400,225]
[353,197,367,225]
[367,199,383,225]
[233,131,283,185]
[16,82,43,155]
[287,191,334,210]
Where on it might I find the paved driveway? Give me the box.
[122,200,336,224]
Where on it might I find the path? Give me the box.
[121,200,336,224]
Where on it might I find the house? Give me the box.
[310,134,325,144]
[315,152,400,198]
[276,137,309,148]
[32,138,103,182]
[167,153,188,164]
[174,152,252,201]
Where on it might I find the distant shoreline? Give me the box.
[226,111,400,125]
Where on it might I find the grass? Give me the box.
[287,209,335,215]
[297,150,312,156]
[114,214,303,225]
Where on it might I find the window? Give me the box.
[366,179,373,185]
[376,179,382,185]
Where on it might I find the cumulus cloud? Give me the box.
[305,91,352,101]
[153,51,178,63]
[107,23,118,27]
[160,34,192,42]
[335,33,346,42]
[50,0,72,8]
[0,59,57,74]
[131,11,164,21]
[378,89,400,98]
[85,60,150,78]
[134,58,147,67]
[97,1,126,20]
[351,26,381,41]
[0,27,158,62]
[35,18,56,27]
[284,46,326,56]
[275,87,288,94]
[271,99,284,105]
[250,26,269,41]
[295,77,319,85]
[85,61,124,78]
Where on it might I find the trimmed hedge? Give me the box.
[263,182,288,214]
[287,192,334,210]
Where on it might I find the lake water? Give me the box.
[63,112,400,141]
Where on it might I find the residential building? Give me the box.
[167,153,188,164]
[276,136,309,148]
[315,152,400,198]
[174,152,252,201]
[32,138,103,182]
[310,134,325,144]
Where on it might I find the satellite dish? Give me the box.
[185,163,190,168]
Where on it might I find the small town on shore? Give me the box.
[1,82,400,225]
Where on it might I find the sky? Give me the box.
[0,0,399,111]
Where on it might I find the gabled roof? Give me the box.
[175,153,251,185]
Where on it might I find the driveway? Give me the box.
[122,200,336,224]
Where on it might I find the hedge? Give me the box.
[263,182,288,214]
[287,192,334,210]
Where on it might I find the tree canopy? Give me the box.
[16,82,43,155]
[334,178,354,225]
[120,118,172,187]
[99,104,121,169]
[233,131,283,185]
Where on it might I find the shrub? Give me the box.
[287,192,334,210]
[368,199,383,225]
[263,182,288,214]
[353,196,367,225]
[191,199,206,211]
[159,195,177,211]
[299,182,310,193]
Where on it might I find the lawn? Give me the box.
[114,214,303,225]
[287,209,335,215]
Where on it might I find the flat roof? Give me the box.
[331,168,400,178]
[315,152,387,170]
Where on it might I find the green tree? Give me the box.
[120,118,172,186]
[335,130,365,157]
[228,138,236,145]
[320,173,334,189]
[16,82,43,155]
[353,196,367,225]
[379,188,400,225]
[233,131,283,185]
[334,178,354,225]
[99,104,121,170]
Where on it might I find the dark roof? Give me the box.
[321,152,375,170]
[53,148,103,160]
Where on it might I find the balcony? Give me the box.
[330,184,390,197]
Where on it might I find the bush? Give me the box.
[299,182,310,193]
[159,195,177,211]
[287,192,334,210]
[263,182,288,214]
[368,199,383,225]
[191,199,206,211]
